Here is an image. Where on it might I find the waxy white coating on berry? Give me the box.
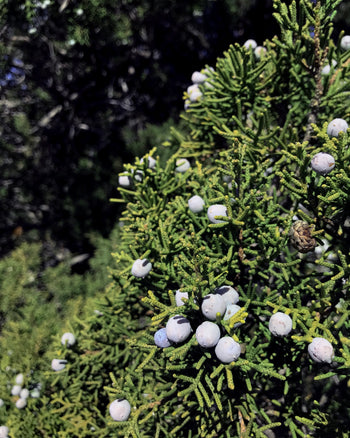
[51,359,67,371]
[15,373,24,385]
[118,175,132,187]
[19,388,30,399]
[175,290,189,307]
[0,426,9,438]
[327,118,348,137]
[15,398,27,409]
[215,285,239,306]
[187,84,198,94]
[223,304,244,327]
[30,389,40,398]
[321,59,337,75]
[175,159,191,173]
[195,321,221,348]
[254,46,266,59]
[11,385,22,396]
[131,259,152,278]
[207,204,228,224]
[166,315,192,343]
[341,35,350,50]
[154,328,172,348]
[109,399,131,421]
[140,156,156,169]
[188,195,205,213]
[131,169,143,182]
[311,152,335,175]
[201,294,226,320]
[61,332,76,347]
[215,337,241,363]
[243,39,257,49]
[187,84,202,102]
[268,312,293,336]
[0,400,4,407]
[191,71,207,83]
[308,337,334,363]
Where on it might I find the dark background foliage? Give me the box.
[0,0,349,260]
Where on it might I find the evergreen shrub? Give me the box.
[2,1,350,437]
[0,229,119,435]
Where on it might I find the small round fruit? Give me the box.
[51,359,67,371]
[223,304,244,327]
[11,385,22,396]
[61,332,76,347]
[0,399,4,408]
[131,259,152,278]
[243,39,257,49]
[154,328,172,348]
[195,321,221,348]
[268,312,293,336]
[118,175,132,187]
[175,290,189,307]
[327,118,348,137]
[191,71,207,83]
[308,337,334,363]
[340,35,350,50]
[311,152,335,175]
[0,426,9,438]
[19,388,30,399]
[175,158,191,173]
[128,168,143,182]
[15,398,27,409]
[30,389,40,398]
[166,315,192,343]
[109,399,131,421]
[188,195,205,213]
[254,46,266,59]
[15,373,24,385]
[187,84,202,102]
[215,285,239,306]
[215,337,241,363]
[321,59,337,75]
[140,156,156,169]
[207,204,228,224]
[201,294,226,320]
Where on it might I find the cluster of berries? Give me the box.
[153,285,242,364]
[0,371,42,435]
[183,39,266,111]
[118,154,191,190]
[184,67,214,109]
[9,373,30,410]
[243,39,266,59]
[311,118,348,175]
[118,156,157,188]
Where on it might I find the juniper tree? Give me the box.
[2,0,350,437]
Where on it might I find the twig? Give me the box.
[303,5,328,143]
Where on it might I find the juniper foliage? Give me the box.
[0,230,119,435]
[2,0,350,437]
